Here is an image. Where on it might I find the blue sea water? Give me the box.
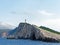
[0,38,60,45]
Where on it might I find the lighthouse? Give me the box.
[25,19,27,23]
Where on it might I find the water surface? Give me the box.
[0,38,60,45]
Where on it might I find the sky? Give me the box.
[0,0,60,32]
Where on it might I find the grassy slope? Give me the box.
[39,26,60,34]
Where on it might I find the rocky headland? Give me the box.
[7,22,60,42]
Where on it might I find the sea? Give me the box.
[0,38,60,45]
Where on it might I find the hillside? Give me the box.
[40,28,60,41]
[39,26,60,34]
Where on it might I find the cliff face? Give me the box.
[7,23,60,42]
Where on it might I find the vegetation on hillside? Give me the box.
[39,26,60,34]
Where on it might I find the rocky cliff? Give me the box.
[7,23,60,42]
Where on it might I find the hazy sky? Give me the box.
[0,0,60,31]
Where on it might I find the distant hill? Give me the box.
[0,22,15,29]
[39,26,60,34]
[0,22,15,37]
